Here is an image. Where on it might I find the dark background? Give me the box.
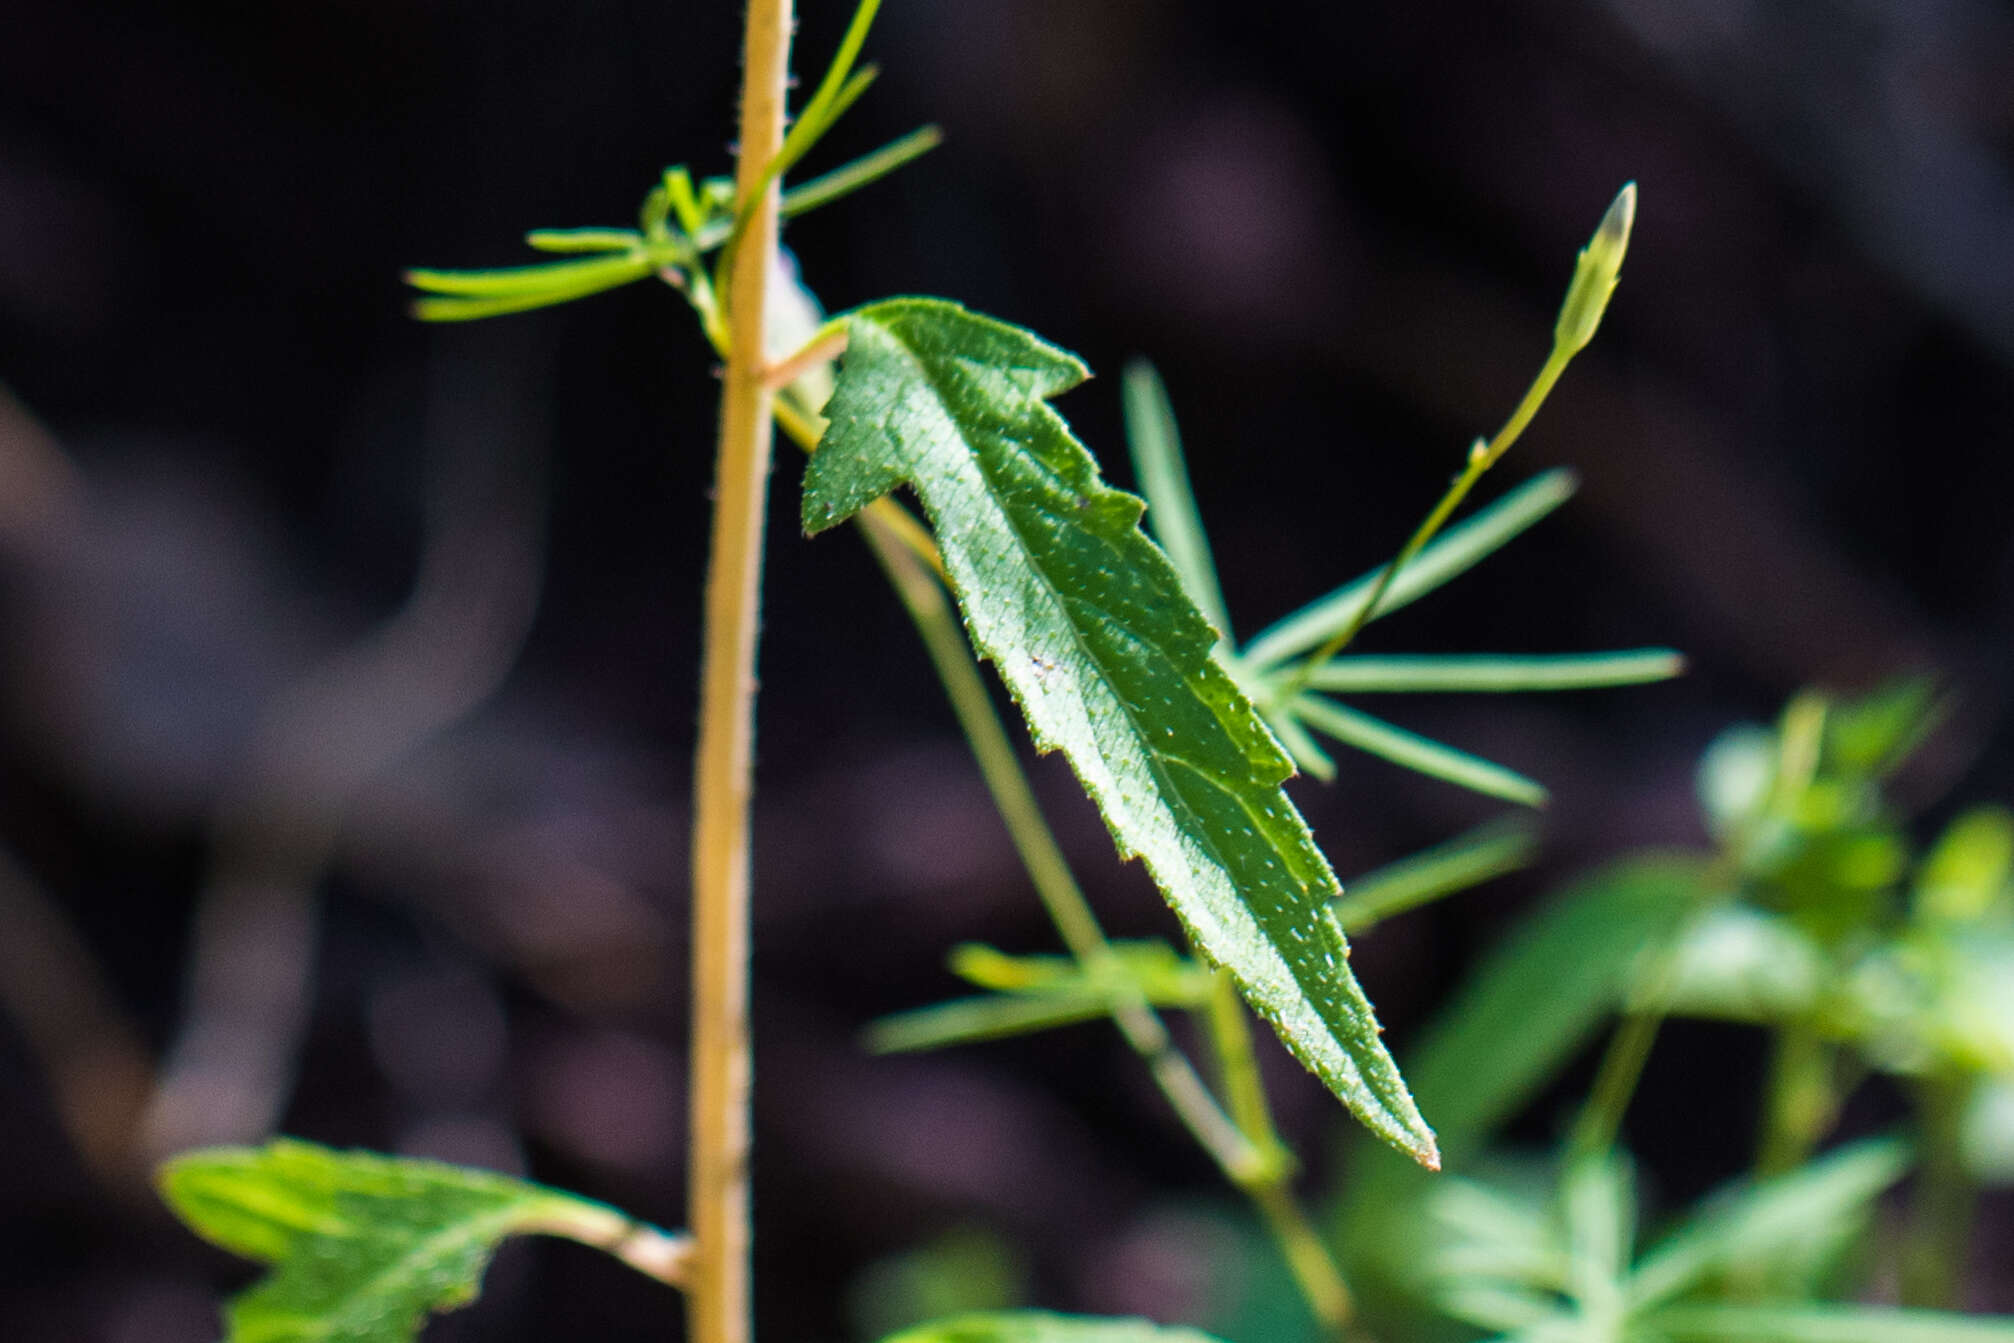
[3,0,2012,1339]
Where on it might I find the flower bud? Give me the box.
[1553,182,1635,356]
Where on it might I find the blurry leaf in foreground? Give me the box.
[159,1140,685,1343]
[1644,1304,2014,1343]
[881,1312,1229,1343]
[849,1227,1028,1343]
[1625,1138,1908,1309]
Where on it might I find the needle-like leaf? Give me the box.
[1239,469,1578,670]
[1287,693,1547,807]
[1123,360,1231,641]
[1336,819,1539,933]
[1300,650,1684,695]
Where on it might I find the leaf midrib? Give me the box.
[889,323,1300,921]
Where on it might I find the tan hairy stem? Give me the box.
[687,3,793,1343]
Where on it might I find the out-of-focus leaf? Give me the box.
[880,1312,1230,1343]
[1338,860,1704,1319]
[1822,678,1942,779]
[848,1227,1028,1343]
[1960,1077,2014,1185]
[1625,1138,1908,1309]
[1643,1304,2014,1343]
[1916,807,2014,926]
[1650,907,1825,1024]
[806,299,1433,1165]
[1424,1173,1568,1298]
[158,1140,677,1343]
[1239,470,1579,670]
[1696,725,1775,842]
[1562,1153,1635,1312]
[1381,858,1709,1170]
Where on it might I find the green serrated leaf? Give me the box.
[1642,1305,2014,1343]
[805,298,1436,1167]
[881,1311,1230,1343]
[159,1140,675,1343]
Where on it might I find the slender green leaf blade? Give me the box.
[1123,360,1231,640]
[1240,469,1579,670]
[867,991,1116,1053]
[806,298,1436,1166]
[1289,693,1548,807]
[524,228,644,253]
[781,126,945,221]
[1337,819,1539,934]
[882,1312,1230,1343]
[159,1140,654,1343]
[403,251,651,297]
[1643,1305,2014,1343]
[1627,1138,1909,1309]
[1302,650,1684,695]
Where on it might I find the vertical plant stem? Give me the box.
[1277,348,1572,697]
[1901,1076,1975,1309]
[856,515,1259,1180]
[687,4,792,1343]
[1205,973,1357,1337]
[1754,1022,1836,1178]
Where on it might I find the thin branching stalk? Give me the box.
[687,3,793,1342]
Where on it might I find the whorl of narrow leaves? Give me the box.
[804,298,1436,1166]
[159,1140,674,1343]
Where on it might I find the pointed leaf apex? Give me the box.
[1554,182,1636,356]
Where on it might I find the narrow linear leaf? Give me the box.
[1336,819,1539,933]
[1289,693,1548,808]
[524,228,644,253]
[404,251,652,297]
[1301,650,1685,695]
[1627,1138,1909,1309]
[1123,360,1231,641]
[806,298,1436,1166]
[1240,469,1579,670]
[781,125,945,221]
[1643,1305,2014,1343]
[882,1312,1230,1343]
[159,1140,681,1343]
[868,992,1116,1053]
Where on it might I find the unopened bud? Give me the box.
[1553,182,1635,356]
